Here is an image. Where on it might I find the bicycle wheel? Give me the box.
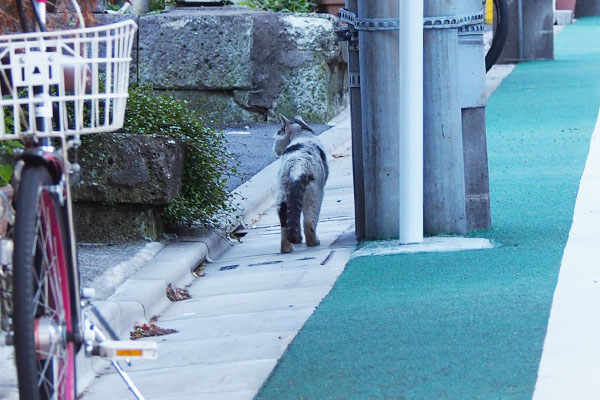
[484,0,509,72]
[12,165,76,400]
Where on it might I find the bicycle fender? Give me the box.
[15,149,65,184]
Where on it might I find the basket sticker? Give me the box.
[11,51,61,87]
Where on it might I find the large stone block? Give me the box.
[73,133,184,205]
[138,11,254,90]
[93,14,139,84]
[280,14,341,57]
[135,8,347,124]
[74,203,162,243]
[272,14,347,122]
[274,61,331,121]
[163,90,265,123]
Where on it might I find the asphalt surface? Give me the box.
[222,122,331,191]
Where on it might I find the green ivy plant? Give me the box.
[0,103,24,186]
[239,0,316,12]
[0,140,24,186]
[1,89,238,229]
[122,86,238,229]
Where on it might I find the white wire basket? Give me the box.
[0,20,137,139]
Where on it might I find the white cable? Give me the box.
[70,0,85,29]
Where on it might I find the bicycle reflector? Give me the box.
[95,340,158,360]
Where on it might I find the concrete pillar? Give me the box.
[462,108,491,230]
[358,0,400,240]
[345,0,366,240]
[576,0,600,16]
[456,0,491,230]
[498,0,554,63]
[423,0,468,235]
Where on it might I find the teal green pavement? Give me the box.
[256,18,600,399]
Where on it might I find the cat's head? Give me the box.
[277,115,314,137]
[274,115,314,156]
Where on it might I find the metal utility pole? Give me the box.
[423,0,468,235]
[344,0,487,240]
[345,0,366,241]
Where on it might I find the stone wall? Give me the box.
[127,7,347,123]
[72,133,185,242]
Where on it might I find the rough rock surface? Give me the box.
[274,14,347,122]
[135,7,347,123]
[138,11,255,90]
[74,203,163,243]
[94,14,139,84]
[164,90,265,124]
[72,132,184,205]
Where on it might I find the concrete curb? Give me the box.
[79,108,352,391]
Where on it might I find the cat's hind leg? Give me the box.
[304,220,320,247]
[302,189,322,247]
[286,178,305,244]
[278,201,294,253]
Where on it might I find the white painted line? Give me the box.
[351,236,493,259]
[533,107,600,400]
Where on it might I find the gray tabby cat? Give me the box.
[274,115,329,253]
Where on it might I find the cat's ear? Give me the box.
[277,115,291,137]
[293,116,314,133]
[280,115,291,126]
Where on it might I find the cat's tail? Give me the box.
[286,173,310,244]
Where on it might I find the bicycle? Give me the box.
[484,0,509,72]
[0,1,157,399]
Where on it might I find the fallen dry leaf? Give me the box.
[332,153,350,159]
[130,322,177,340]
[166,283,192,302]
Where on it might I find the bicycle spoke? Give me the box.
[13,172,74,400]
[35,190,69,398]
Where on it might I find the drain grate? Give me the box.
[248,260,283,267]
[320,250,336,265]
